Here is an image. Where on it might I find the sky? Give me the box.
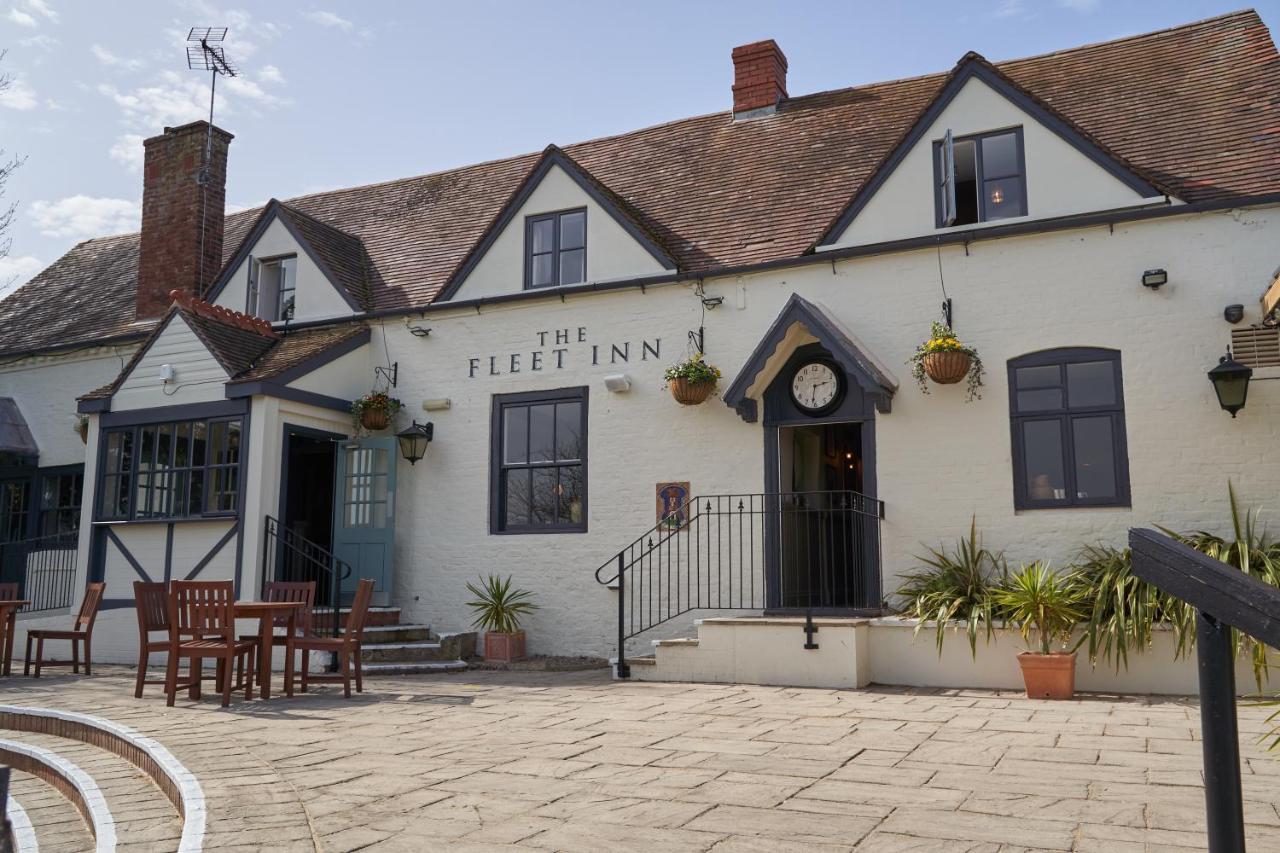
[1,0,1277,296]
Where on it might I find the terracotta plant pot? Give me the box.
[360,408,391,431]
[922,350,973,385]
[668,378,715,406]
[1017,651,1076,700]
[484,630,526,663]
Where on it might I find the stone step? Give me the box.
[312,606,401,631]
[360,641,454,663]
[361,623,436,643]
[6,770,96,853]
[361,660,468,676]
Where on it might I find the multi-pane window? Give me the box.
[525,209,586,289]
[936,128,1027,227]
[1008,349,1130,509]
[248,255,297,322]
[492,388,587,533]
[339,443,391,528]
[0,480,29,542]
[99,418,242,521]
[38,469,83,537]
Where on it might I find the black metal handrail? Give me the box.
[596,490,884,678]
[0,532,79,613]
[262,516,353,638]
[1130,527,1280,853]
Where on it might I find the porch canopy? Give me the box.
[721,293,898,422]
[0,397,38,464]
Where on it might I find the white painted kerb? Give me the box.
[5,794,38,853]
[0,738,116,852]
[0,705,206,853]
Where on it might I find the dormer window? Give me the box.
[248,255,297,322]
[525,209,586,290]
[936,128,1026,227]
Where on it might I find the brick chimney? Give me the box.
[732,39,788,118]
[136,121,232,320]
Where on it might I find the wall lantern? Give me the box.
[396,420,434,464]
[1142,269,1168,289]
[1208,349,1252,418]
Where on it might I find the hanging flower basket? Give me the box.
[908,321,985,401]
[664,353,722,406]
[922,350,973,385]
[74,416,89,445]
[351,391,403,432]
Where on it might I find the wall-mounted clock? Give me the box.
[790,359,845,416]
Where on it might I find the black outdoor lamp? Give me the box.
[396,420,434,464]
[1208,349,1252,417]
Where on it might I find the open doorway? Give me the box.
[273,427,341,603]
[775,422,875,611]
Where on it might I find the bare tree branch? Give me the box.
[0,48,30,289]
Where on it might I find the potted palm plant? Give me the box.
[908,321,985,401]
[664,352,722,405]
[351,391,402,431]
[994,562,1087,699]
[466,574,538,663]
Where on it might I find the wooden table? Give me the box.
[234,601,305,700]
[0,599,30,676]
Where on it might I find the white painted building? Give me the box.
[2,12,1280,676]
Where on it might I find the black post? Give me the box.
[615,552,630,679]
[1196,610,1246,853]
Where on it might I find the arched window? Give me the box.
[1008,348,1130,509]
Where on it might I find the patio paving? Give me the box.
[1,666,1279,851]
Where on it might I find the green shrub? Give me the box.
[993,562,1087,656]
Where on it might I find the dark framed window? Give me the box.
[1008,348,1130,510]
[525,209,586,290]
[490,387,587,533]
[935,127,1027,227]
[38,467,83,537]
[247,255,297,322]
[98,417,242,521]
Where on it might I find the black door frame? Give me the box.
[276,424,346,541]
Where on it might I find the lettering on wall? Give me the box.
[468,327,662,378]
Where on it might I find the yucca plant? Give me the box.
[1159,483,1280,690]
[894,517,1007,657]
[465,575,538,634]
[993,562,1088,656]
[1072,544,1163,672]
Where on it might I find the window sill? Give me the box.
[490,527,587,536]
[1013,503,1131,515]
[92,515,238,527]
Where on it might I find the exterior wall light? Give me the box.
[1223,304,1244,324]
[396,420,434,464]
[1142,269,1168,289]
[1208,349,1252,417]
[604,374,632,393]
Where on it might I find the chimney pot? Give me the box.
[136,121,233,321]
[731,39,788,118]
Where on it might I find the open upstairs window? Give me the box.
[525,209,586,290]
[247,255,297,322]
[936,128,1027,227]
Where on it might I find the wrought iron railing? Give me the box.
[595,490,884,677]
[0,532,79,613]
[261,516,353,638]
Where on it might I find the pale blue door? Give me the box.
[332,437,396,602]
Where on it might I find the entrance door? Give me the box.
[332,437,396,603]
[777,422,872,610]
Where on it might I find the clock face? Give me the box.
[790,361,843,414]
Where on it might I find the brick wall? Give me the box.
[732,40,788,115]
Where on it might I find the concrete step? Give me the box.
[6,771,96,853]
[361,641,453,663]
[361,623,435,643]
[312,606,401,631]
[362,660,468,676]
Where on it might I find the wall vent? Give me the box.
[1231,325,1280,368]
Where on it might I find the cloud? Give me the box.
[259,64,285,84]
[0,78,38,110]
[18,34,59,50]
[91,44,146,71]
[21,0,56,21]
[29,196,141,239]
[1057,0,1100,10]
[98,71,212,128]
[994,0,1026,17]
[6,7,37,26]
[108,134,146,171]
[0,255,44,294]
[304,10,353,31]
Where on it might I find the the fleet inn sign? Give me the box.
[468,327,662,378]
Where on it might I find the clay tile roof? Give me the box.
[274,203,372,309]
[230,323,370,383]
[170,292,279,376]
[12,11,1280,359]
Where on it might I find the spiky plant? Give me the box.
[1072,544,1163,672]
[894,517,1007,657]
[465,575,538,634]
[993,562,1088,656]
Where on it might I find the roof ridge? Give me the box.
[170,290,278,338]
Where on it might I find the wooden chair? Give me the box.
[133,581,170,698]
[25,582,105,677]
[238,581,316,696]
[292,578,373,698]
[164,581,256,707]
[0,583,19,676]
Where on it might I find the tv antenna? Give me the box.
[185,27,238,295]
